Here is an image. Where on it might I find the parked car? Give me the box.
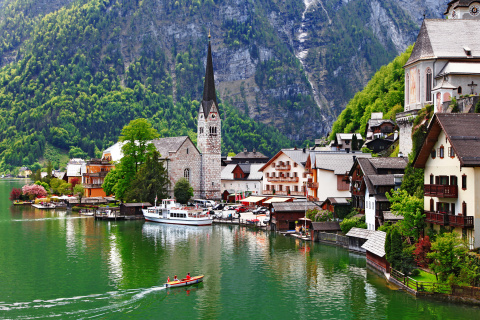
[235,205,248,213]
[212,203,225,210]
[252,206,268,215]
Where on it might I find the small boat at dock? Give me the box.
[32,203,56,209]
[143,199,212,226]
[165,275,204,288]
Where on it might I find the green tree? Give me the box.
[387,226,403,270]
[73,184,85,204]
[102,168,119,197]
[174,178,194,204]
[428,232,470,283]
[125,150,169,204]
[69,146,88,159]
[34,180,50,192]
[386,189,425,241]
[104,119,160,201]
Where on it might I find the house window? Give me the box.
[439,176,449,185]
[438,146,444,158]
[431,149,436,159]
[294,172,298,178]
[272,163,275,168]
[200,127,203,134]
[426,68,432,102]
[266,185,270,191]
[430,198,434,212]
[462,201,467,216]
[294,186,298,192]
[294,163,297,167]
[430,174,434,185]
[450,176,458,186]
[458,86,462,94]
[448,147,455,158]
[186,148,189,154]
[184,168,190,182]
[266,173,269,178]
[462,175,467,189]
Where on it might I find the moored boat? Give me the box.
[32,203,56,209]
[165,275,204,288]
[142,199,212,226]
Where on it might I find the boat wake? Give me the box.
[0,285,167,318]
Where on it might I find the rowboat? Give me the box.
[165,275,204,288]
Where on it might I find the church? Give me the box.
[101,38,222,200]
[397,0,480,156]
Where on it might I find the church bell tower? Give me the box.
[197,34,221,199]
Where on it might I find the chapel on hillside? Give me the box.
[397,0,480,156]
[93,38,222,200]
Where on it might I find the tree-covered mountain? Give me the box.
[330,46,412,138]
[0,0,447,171]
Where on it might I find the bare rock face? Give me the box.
[0,0,448,143]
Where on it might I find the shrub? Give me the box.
[340,216,366,234]
[414,236,432,268]
[9,187,22,201]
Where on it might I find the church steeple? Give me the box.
[202,35,217,115]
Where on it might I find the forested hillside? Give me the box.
[0,0,446,172]
[0,0,293,171]
[329,47,412,138]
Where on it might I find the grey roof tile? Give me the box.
[361,231,387,257]
[346,227,375,239]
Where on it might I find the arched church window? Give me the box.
[200,127,204,134]
[458,86,463,94]
[426,68,432,102]
[184,168,190,182]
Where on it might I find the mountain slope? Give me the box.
[0,0,447,170]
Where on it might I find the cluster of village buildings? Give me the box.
[17,1,480,267]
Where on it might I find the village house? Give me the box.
[330,133,363,152]
[259,148,309,197]
[95,39,222,200]
[413,113,480,249]
[65,158,86,184]
[364,112,397,154]
[226,149,269,165]
[270,201,319,231]
[319,197,351,220]
[83,158,114,197]
[349,157,407,230]
[305,152,371,202]
[397,1,480,155]
[221,163,263,201]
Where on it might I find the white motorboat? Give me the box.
[142,199,212,226]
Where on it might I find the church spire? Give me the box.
[202,35,217,115]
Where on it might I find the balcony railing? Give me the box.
[276,164,291,171]
[307,182,318,189]
[83,183,104,189]
[267,176,299,183]
[424,184,458,198]
[425,211,473,228]
[448,215,474,228]
[290,191,305,196]
[83,171,109,178]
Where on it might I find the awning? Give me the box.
[241,196,266,203]
[264,197,291,204]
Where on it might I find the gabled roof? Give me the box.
[369,157,408,171]
[346,227,375,239]
[152,136,199,158]
[201,40,217,115]
[272,201,320,212]
[361,231,387,257]
[321,197,351,206]
[259,149,309,171]
[311,221,341,231]
[414,113,480,168]
[313,152,371,175]
[221,163,264,180]
[232,150,269,161]
[406,19,480,67]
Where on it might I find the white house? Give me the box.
[413,113,480,249]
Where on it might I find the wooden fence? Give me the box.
[390,268,480,298]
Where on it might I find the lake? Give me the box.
[0,179,477,319]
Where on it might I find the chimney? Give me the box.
[253,148,256,154]
[244,148,248,154]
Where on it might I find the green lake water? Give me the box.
[0,179,478,319]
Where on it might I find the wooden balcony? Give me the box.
[307,182,318,189]
[290,191,305,196]
[267,176,299,183]
[424,184,458,198]
[425,211,473,228]
[83,183,103,189]
[276,164,291,171]
[448,215,474,228]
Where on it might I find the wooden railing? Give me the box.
[307,182,319,189]
[424,184,458,198]
[276,164,291,171]
[390,268,451,294]
[425,211,474,228]
[267,176,299,183]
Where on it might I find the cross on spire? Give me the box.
[468,81,477,95]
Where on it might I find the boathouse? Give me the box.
[345,227,375,253]
[362,230,389,274]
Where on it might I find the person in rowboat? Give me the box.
[174,275,179,281]
[186,273,191,280]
